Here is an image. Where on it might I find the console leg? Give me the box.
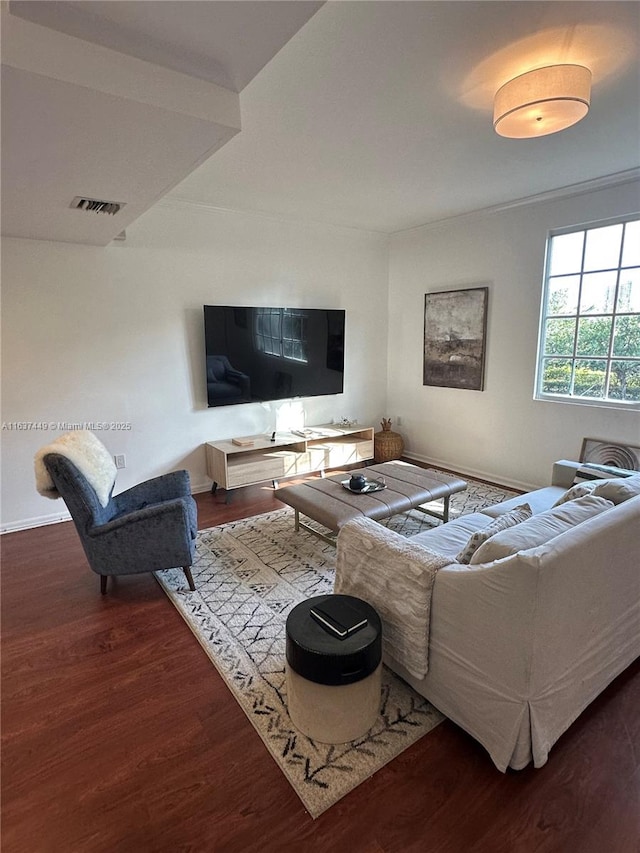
[211,481,218,495]
[272,480,278,489]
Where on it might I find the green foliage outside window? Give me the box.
[537,218,640,406]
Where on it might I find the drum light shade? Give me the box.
[493,64,591,138]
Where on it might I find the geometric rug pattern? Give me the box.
[156,473,518,817]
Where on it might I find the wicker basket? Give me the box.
[374,424,404,463]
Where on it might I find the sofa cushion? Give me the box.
[470,494,614,564]
[555,473,640,507]
[482,486,565,518]
[455,504,532,564]
[552,481,598,506]
[409,511,494,560]
[411,512,500,563]
[592,473,640,504]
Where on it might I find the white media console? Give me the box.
[205,424,374,493]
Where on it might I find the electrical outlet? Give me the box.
[396,416,403,427]
[114,454,126,469]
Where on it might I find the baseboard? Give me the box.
[191,480,214,495]
[1,509,72,534]
[403,453,537,494]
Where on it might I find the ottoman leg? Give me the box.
[443,495,451,522]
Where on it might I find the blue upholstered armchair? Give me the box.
[39,439,197,595]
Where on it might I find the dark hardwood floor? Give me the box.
[2,482,639,853]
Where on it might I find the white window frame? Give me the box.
[534,214,640,410]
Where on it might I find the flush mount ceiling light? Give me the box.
[493,64,592,138]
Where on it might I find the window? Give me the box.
[535,216,640,407]
[254,308,308,363]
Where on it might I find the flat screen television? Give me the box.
[204,305,345,407]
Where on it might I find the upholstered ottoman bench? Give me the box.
[278,460,467,545]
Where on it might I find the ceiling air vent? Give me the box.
[70,196,125,215]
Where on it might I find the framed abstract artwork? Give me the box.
[423,286,489,391]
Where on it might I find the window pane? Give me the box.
[255,310,282,355]
[613,315,640,357]
[621,221,640,268]
[285,341,306,361]
[544,318,576,355]
[573,360,607,397]
[541,358,572,394]
[579,271,617,314]
[288,317,304,339]
[283,340,295,358]
[268,314,280,337]
[617,269,640,312]
[548,231,584,276]
[583,223,623,271]
[608,360,640,401]
[576,317,612,357]
[547,276,579,315]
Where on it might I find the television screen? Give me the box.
[204,306,345,407]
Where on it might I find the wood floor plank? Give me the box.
[2,480,639,852]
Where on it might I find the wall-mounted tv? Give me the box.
[204,305,345,408]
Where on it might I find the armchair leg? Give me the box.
[183,566,196,591]
[100,575,108,595]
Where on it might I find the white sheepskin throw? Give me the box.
[34,430,117,507]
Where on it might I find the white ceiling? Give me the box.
[1,0,322,245]
[9,1,325,91]
[2,1,639,245]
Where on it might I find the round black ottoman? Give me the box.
[285,594,382,743]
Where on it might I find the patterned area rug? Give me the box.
[156,474,518,818]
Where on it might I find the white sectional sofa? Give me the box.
[334,460,640,772]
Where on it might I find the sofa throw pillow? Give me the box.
[553,480,598,506]
[455,503,532,565]
[592,473,640,505]
[470,494,614,565]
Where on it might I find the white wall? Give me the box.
[1,201,389,530]
[4,180,639,530]
[388,179,640,490]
